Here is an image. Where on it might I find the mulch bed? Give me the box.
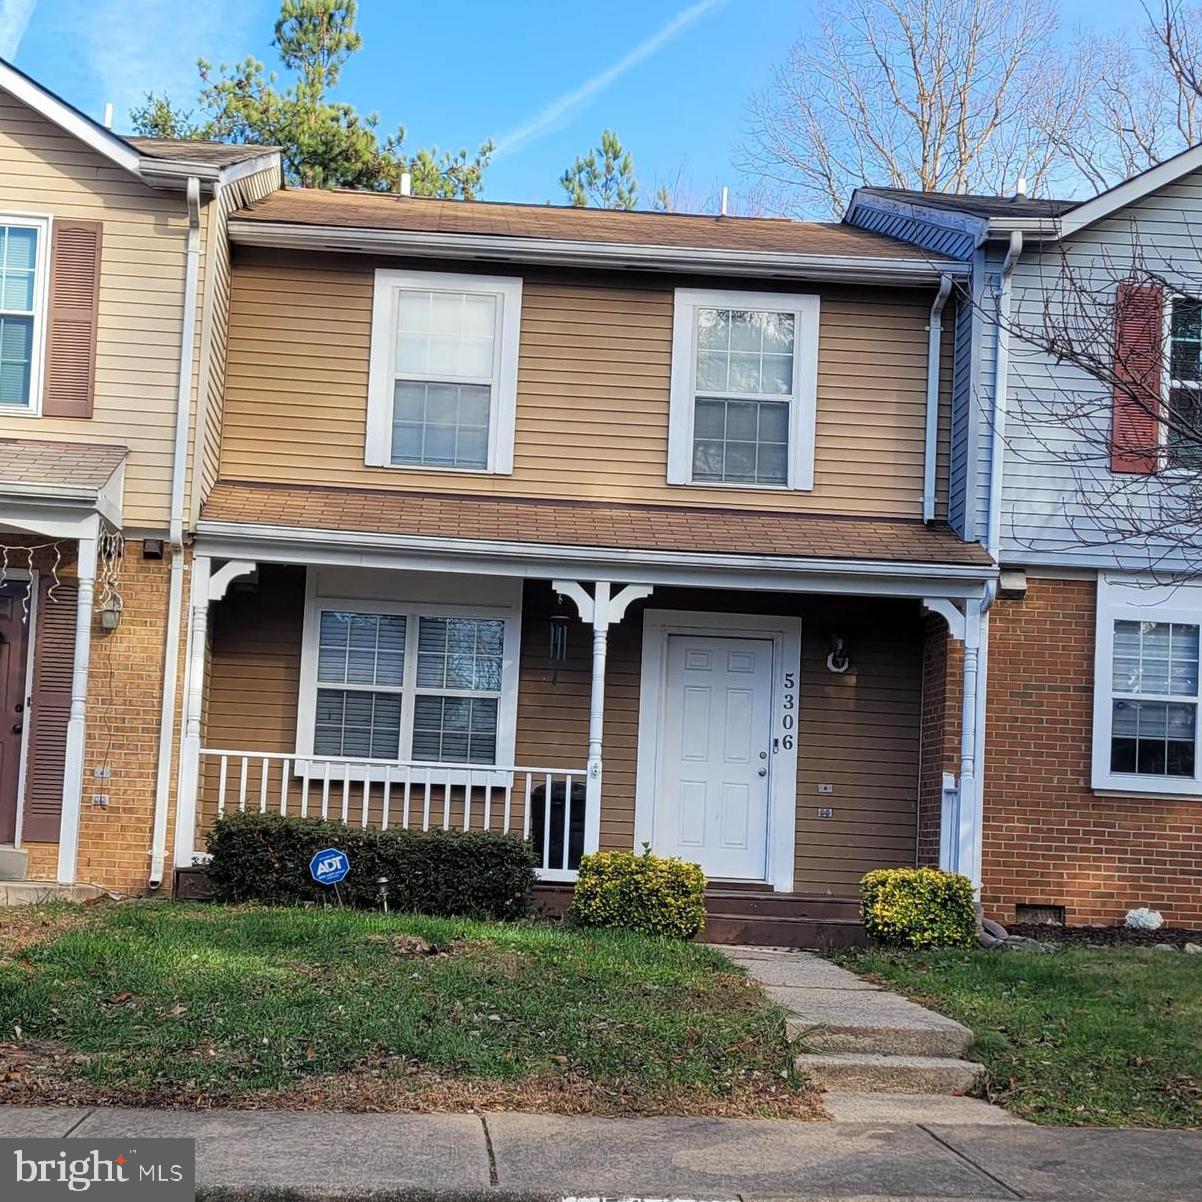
[1009,922,1202,948]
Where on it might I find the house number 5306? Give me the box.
[780,671,796,750]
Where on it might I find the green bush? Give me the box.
[569,847,706,939]
[205,811,537,921]
[859,866,977,949]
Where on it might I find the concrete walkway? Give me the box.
[3,1105,1200,1200]
[724,946,1014,1124]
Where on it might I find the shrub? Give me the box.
[569,847,706,939]
[860,867,977,949]
[205,811,537,920]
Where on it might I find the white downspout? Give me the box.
[149,176,202,889]
[923,274,953,523]
[965,229,1022,894]
[985,231,1023,565]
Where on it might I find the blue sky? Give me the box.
[0,0,1147,207]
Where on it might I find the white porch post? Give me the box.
[958,599,984,886]
[56,524,99,884]
[923,596,986,888]
[173,555,210,870]
[553,580,653,857]
[585,582,611,855]
[173,557,257,869]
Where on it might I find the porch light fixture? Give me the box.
[98,594,123,632]
[141,539,164,560]
[826,634,850,674]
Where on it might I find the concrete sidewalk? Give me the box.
[3,1105,1201,1201]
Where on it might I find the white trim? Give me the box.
[1091,573,1202,798]
[0,212,51,416]
[1059,143,1202,239]
[229,219,972,285]
[667,287,820,492]
[0,63,142,179]
[196,520,995,600]
[11,568,36,849]
[296,568,522,780]
[634,609,800,892]
[365,268,522,475]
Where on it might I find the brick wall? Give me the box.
[22,540,187,896]
[983,576,1202,928]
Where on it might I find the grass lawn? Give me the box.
[834,945,1202,1127]
[0,901,816,1117]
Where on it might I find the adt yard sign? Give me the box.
[310,848,350,886]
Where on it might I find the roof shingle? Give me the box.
[202,481,992,568]
[232,188,953,261]
[857,186,1078,219]
[0,438,126,492]
[128,137,278,167]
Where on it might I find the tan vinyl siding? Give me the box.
[204,573,921,894]
[190,165,281,525]
[221,247,947,518]
[0,90,194,530]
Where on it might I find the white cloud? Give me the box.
[71,0,258,131]
[0,0,36,61]
[491,0,727,159]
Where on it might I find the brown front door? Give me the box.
[0,582,31,844]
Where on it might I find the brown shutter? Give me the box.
[1111,281,1164,473]
[22,577,78,842]
[43,220,102,418]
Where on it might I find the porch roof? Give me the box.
[0,437,126,532]
[202,481,992,569]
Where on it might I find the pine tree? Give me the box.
[560,130,639,209]
[130,0,491,199]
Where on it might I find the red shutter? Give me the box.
[43,220,102,418]
[1111,281,1164,473]
[22,577,78,842]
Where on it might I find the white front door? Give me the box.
[654,634,774,880]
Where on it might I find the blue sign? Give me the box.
[309,847,350,885]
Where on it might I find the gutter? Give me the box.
[923,275,954,522]
[196,518,996,590]
[149,175,202,890]
[227,220,970,285]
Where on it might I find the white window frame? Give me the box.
[1163,293,1202,470]
[1092,573,1202,796]
[297,578,522,783]
[365,268,522,475]
[0,212,51,417]
[667,287,820,492]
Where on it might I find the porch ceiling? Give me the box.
[201,481,993,585]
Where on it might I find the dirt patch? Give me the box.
[0,903,102,958]
[0,1055,822,1120]
[1009,923,1202,948]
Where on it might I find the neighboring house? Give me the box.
[847,151,1202,928]
[156,187,998,942]
[0,61,280,895]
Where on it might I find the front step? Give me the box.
[704,913,864,949]
[0,880,104,906]
[0,845,28,881]
[790,1018,971,1058]
[795,1051,984,1095]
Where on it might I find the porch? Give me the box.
[174,524,994,940]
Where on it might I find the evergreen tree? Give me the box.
[560,130,639,209]
[130,0,491,198]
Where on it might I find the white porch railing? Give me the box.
[197,749,588,880]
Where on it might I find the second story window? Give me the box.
[0,217,49,412]
[667,289,820,491]
[1168,296,1202,467]
[366,269,522,475]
